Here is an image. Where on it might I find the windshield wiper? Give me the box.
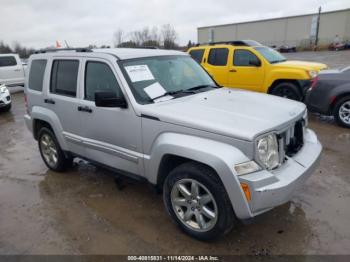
[187,84,219,91]
[152,89,196,101]
[270,59,287,64]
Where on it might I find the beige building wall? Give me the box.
[197,9,350,48]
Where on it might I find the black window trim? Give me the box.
[28,59,47,93]
[233,49,261,67]
[0,55,18,67]
[84,60,124,102]
[207,48,229,66]
[50,59,79,98]
[189,49,205,64]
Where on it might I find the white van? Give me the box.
[0,54,26,87]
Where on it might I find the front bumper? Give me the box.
[239,129,322,217]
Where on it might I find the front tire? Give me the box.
[0,103,11,112]
[334,96,350,128]
[163,162,236,241]
[38,127,72,172]
[271,82,302,101]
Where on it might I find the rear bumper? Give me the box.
[304,88,331,115]
[238,129,321,217]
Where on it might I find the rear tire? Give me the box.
[38,127,73,172]
[271,82,302,101]
[334,96,350,128]
[163,162,236,241]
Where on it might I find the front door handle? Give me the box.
[78,106,93,113]
[44,98,55,104]
[229,69,237,73]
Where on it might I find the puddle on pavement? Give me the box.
[1,93,350,254]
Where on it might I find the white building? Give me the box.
[197,8,350,48]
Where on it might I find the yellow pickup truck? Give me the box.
[188,41,327,101]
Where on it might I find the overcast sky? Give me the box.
[0,0,349,49]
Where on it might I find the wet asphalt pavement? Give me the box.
[0,51,350,255]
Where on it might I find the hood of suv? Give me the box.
[141,88,306,141]
[273,60,327,71]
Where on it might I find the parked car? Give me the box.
[25,48,322,240]
[188,41,327,101]
[305,66,350,128]
[0,54,26,87]
[0,84,12,112]
[279,45,297,53]
[328,42,346,51]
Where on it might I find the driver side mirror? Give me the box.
[95,92,128,108]
[249,59,261,67]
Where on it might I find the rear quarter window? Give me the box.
[28,60,47,92]
[189,49,205,63]
[0,56,17,67]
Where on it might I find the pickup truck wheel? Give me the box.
[38,127,72,172]
[271,82,302,101]
[163,162,236,241]
[334,96,350,128]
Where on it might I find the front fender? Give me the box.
[30,106,68,151]
[265,69,309,92]
[145,132,254,219]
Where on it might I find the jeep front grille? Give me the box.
[278,119,305,163]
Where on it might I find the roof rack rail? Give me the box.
[34,47,93,54]
[195,40,262,47]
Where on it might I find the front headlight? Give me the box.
[0,85,7,94]
[308,70,318,79]
[256,134,279,170]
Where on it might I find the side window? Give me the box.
[85,61,122,101]
[189,49,205,63]
[208,48,228,66]
[28,60,47,92]
[0,56,17,67]
[50,60,79,97]
[233,50,260,66]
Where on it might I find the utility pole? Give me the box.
[315,6,322,50]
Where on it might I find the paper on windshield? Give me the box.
[144,82,166,99]
[125,65,154,82]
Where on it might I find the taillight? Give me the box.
[310,76,318,90]
[24,93,29,115]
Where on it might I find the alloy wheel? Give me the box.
[40,134,58,168]
[170,179,218,232]
[339,101,350,125]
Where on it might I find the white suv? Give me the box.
[24,48,322,240]
[0,54,26,87]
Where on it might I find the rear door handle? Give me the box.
[229,69,237,73]
[78,106,93,113]
[14,69,21,72]
[44,98,55,104]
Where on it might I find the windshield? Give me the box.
[255,46,287,64]
[119,55,216,104]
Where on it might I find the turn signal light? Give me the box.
[240,183,251,201]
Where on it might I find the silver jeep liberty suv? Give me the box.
[25,48,322,240]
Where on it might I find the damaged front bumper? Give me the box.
[239,129,322,217]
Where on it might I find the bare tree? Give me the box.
[161,24,178,49]
[113,29,124,47]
